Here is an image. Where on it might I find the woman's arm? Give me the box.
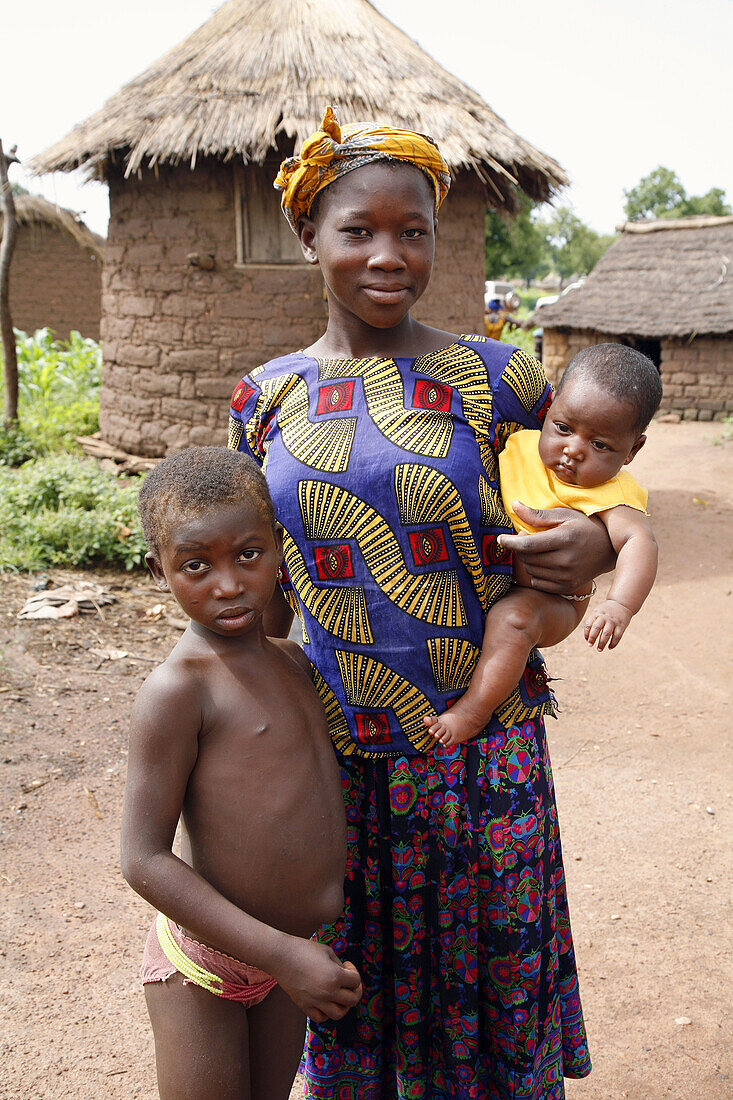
[500,501,616,594]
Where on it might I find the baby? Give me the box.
[121,447,361,1099]
[425,343,662,748]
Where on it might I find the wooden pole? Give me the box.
[0,139,20,427]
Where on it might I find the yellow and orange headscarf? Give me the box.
[275,106,451,232]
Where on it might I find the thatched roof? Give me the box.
[535,216,733,338]
[0,195,105,260]
[30,0,566,212]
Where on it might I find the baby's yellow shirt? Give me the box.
[499,429,648,535]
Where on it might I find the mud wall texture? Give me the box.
[9,225,101,341]
[542,328,733,420]
[99,162,486,456]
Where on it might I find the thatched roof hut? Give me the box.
[32,0,566,210]
[2,195,104,340]
[536,216,733,337]
[2,195,105,260]
[536,216,733,421]
[32,0,568,456]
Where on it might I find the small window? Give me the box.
[234,162,304,265]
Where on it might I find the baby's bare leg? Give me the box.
[145,974,251,1099]
[425,587,585,747]
[248,984,306,1100]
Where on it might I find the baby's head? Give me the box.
[138,447,282,637]
[539,343,662,488]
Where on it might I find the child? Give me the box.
[121,446,362,1100]
[425,343,662,748]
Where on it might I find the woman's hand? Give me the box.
[499,502,616,594]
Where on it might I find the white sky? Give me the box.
[3,0,731,236]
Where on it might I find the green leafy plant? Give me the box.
[2,328,101,456]
[0,423,42,466]
[0,455,146,571]
[500,324,535,356]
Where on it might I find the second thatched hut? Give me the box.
[2,195,104,341]
[33,0,566,456]
[536,215,733,421]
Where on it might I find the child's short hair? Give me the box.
[558,343,663,433]
[138,446,276,558]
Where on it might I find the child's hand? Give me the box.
[584,599,633,651]
[275,936,362,1022]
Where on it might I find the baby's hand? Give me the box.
[275,936,362,1023]
[584,599,633,651]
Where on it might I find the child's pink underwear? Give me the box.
[141,912,277,1007]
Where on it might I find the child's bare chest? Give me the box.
[178,650,343,933]
[191,651,325,777]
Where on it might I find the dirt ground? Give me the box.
[1,420,731,1100]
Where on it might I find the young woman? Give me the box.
[228,108,606,1098]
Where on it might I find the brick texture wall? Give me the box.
[9,224,102,340]
[413,171,485,335]
[542,328,732,420]
[659,337,733,420]
[99,162,486,456]
[541,328,611,385]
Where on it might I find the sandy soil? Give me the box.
[1,420,730,1100]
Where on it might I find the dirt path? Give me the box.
[1,421,730,1099]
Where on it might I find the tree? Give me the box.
[624,167,731,221]
[537,207,615,281]
[680,187,731,218]
[485,193,551,282]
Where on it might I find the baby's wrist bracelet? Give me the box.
[559,580,597,603]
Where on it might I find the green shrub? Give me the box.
[0,455,146,571]
[0,423,43,466]
[518,288,551,313]
[2,329,101,456]
[500,324,536,356]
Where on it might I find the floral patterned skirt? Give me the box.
[302,719,591,1099]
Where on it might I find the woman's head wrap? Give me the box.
[274,106,451,232]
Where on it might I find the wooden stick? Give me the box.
[0,140,20,426]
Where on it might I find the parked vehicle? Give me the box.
[484,281,515,309]
[534,279,585,312]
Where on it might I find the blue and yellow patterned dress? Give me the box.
[229,336,591,1099]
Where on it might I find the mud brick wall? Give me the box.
[541,328,610,385]
[9,225,102,340]
[658,337,733,421]
[413,171,486,336]
[543,328,733,420]
[99,162,486,457]
[100,161,324,456]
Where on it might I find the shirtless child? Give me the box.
[121,447,361,1100]
[424,343,662,749]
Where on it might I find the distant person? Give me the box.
[484,290,530,341]
[426,344,661,747]
[121,447,361,1099]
